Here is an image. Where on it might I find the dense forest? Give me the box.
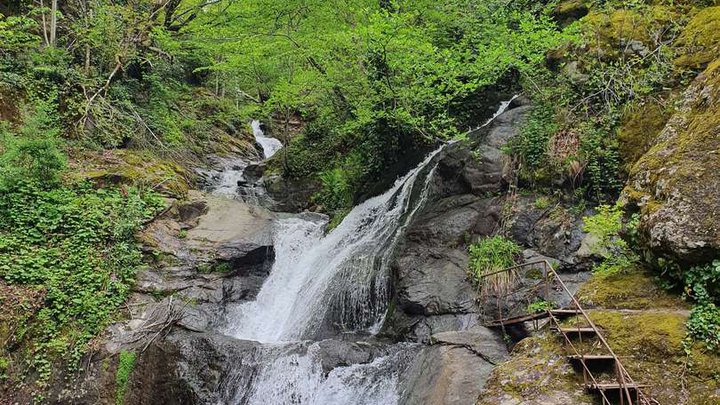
[1,0,719,403]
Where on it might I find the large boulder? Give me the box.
[623,61,720,266]
[398,326,508,405]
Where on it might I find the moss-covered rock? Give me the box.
[675,6,720,69]
[68,149,192,198]
[476,334,594,405]
[617,100,673,169]
[577,267,689,310]
[553,0,589,27]
[623,60,720,265]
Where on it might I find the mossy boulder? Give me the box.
[623,60,720,265]
[552,0,589,27]
[675,6,720,69]
[581,6,680,60]
[617,99,673,169]
[69,149,192,198]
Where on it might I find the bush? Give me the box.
[0,101,66,187]
[469,235,523,296]
[682,260,720,304]
[511,104,558,181]
[582,204,638,275]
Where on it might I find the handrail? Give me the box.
[480,260,655,405]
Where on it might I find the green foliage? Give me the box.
[315,168,352,215]
[686,303,720,352]
[181,0,575,194]
[672,259,720,352]
[115,350,137,405]
[527,299,555,313]
[511,105,559,179]
[0,101,66,186]
[0,180,161,383]
[682,260,720,304]
[468,235,522,296]
[582,204,639,276]
[578,118,622,199]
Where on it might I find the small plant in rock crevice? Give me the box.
[115,350,137,405]
[468,235,523,298]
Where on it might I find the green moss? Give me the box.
[675,6,720,69]
[618,100,672,168]
[625,60,720,231]
[477,334,594,404]
[577,268,688,310]
[115,350,136,405]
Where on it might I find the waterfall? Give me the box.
[223,98,517,343]
[252,120,283,159]
[222,147,443,342]
[216,99,517,404]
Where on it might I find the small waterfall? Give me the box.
[219,343,415,405]
[223,147,443,342]
[252,120,283,159]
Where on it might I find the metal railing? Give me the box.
[479,260,656,405]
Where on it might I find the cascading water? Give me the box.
[222,146,443,342]
[214,99,516,404]
[252,120,283,159]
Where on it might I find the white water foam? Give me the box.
[252,120,283,159]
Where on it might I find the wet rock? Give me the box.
[399,326,507,405]
[431,325,509,364]
[123,330,398,405]
[395,247,477,316]
[263,173,321,212]
[388,105,532,339]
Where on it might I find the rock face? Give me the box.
[623,61,720,266]
[399,327,508,405]
[387,103,529,340]
[108,191,276,352]
[506,195,588,268]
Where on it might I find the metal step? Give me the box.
[568,354,616,361]
[550,309,583,316]
[555,327,597,335]
[586,382,648,391]
[486,308,583,327]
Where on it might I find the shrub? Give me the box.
[682,260,720,304]
[0,181,162,382]
[0,101,66,187]
[582,204,639,275]
[510,104,559,183]
[314,167,352,220]
[468,235,523,297]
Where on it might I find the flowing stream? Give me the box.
[213,100,515,404]
[252,120,283,159]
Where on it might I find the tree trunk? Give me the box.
[49,0,57,46]
[39,0,50,46]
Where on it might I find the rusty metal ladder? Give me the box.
[481,260,657,405]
